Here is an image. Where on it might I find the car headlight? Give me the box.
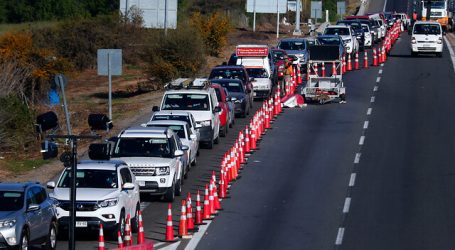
[156,166,170,176]
[197,120,211,127]
[0,219,16,228]
[234,98,244,104]
[98,198,118,208]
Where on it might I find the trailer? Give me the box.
[301,45,346,104]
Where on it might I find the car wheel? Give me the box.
[220,125,226,137]
[164,181,175,202]
[191,156,197,166]
[113,211,126,240]
[131,203,140,233]
[175,175,182,196]
[214,133,220,144]
[411,51,417,57]
[206,135,214,149]
[184,162,189,179]
[44,222,57,250]
[19,230,29,250]
[436,52,442,58]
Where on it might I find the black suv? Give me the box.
[209,65,254,107]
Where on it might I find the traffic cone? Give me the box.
[187,193,195,231]
[219,171,227,199]
[306,64,310,81]
[314,63,318,76]
[117,230,124,249]
[383,45,387,61]
[239,133,246,164]
[137,210,145,244]
[213,181,222,211]
[363,51,368,69]
[378,47,383,63]
[332,62,337,76]
[165,204,176,242]
[124,214,132,246]
[179,199,190,238]
[354,51,359,70]
[203,185,211,220]
[373,48,378,66]
[297,64,302,84]
[347,53,352,71]
[195,190,205,225]
[244,126,251,153]
[209,182,215,215]
[98,224,105,250]
[321,62,326,77]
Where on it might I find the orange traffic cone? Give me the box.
[364,51,368,69]
[195,190,205,225]
[314,63,318,76]
[209,182,215,215]
[321,62,326,77]
[244,126,251,153]
[117,230,124,248]
[347,53,352,71]
[342,54,346,73]
[137,210,145,244]
[165,204,176,242]
[179,199,190,238]
[332,62,337,76]
[186,193,195,232]
[373,48,378,66]
[378,47,383,63]
[203,185,212,220]
[212,181,222,211]
[124,214,132,246]
[306,64,310,81]
[98,224,105,250]
[354,51,359,70]
[219,171,227,199]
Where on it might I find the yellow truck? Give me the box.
[421,0,453,31]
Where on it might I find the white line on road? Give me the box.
[363,121,369,129]
[343,198,352,213]
[354,153,361,164]
[376,77,381,83]
[161,241,181,250]
[381,63,384,67]
[335,227,345,245]
[359,136,365,145]
[444,36,455,74]
[378,69,383,75]
[370,96,375,103]
[367,108,372,115]
[383,0,388,12]
[185,220,213,250]
[154,242,166,248]
[140,202,151,210]
[349,173,356,187]
[373,86,379,92]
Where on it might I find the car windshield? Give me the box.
[413,24,441,35]
[278,41,306,50]
[209,69,246,82]
[423,1,445,8]
[152,115,192,128]
[272,51,286,60]
[58,169,118,189]
[113,137,172,158]
[324,28,350,36]
[217,81,244,93]
[162,94,210,111]
[246,68,269,78]
[362,25,369,32]
[151,125,186,139]
[0,191,24,211]
[214,88,222,102]
[317,37,341,45]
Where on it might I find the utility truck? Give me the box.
[421,0,453,31]
[301,45,346,104]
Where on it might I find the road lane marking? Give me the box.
[359,136,365,145]
[363,121,369,129]
[354,153,361,164]
[381,63,384,67]
[367,108,372,115]
[444,36,455,74]
[383,0,388,12]
[335,227,345,245]
[349,173,356,187]
[370,96,375,103]
[376,77,381,83]
[162,241,181,250]
[343,198,352,213]
[140,202,150,210]
[185,220,213,250]
[154,242,165,248]
[373,86,378,92]
[378,69,383,74]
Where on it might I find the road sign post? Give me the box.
[97,49,122,121]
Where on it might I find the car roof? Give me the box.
[212,65,245,70]
[415,21,441,25]
[119,126,172,138]
[164,88,212,95]
[152,110,192,117]
[76,160,127,170]
[326,25,350,29]
[210,79,243,83]
[0,182,40,192]
[318,35,341,39]
[279,38,307,42]
[146,120,188,126]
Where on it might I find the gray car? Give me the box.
[277,38,310,73]
[0,182,57,250]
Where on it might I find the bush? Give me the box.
[191,12,232,56]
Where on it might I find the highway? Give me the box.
[51,0,455,249]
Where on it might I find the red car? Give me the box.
[211,83,234,137]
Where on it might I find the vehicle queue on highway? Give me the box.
[0,10,437,250]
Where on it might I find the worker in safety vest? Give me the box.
[283,58,293,96]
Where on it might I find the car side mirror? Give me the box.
[190,134,197,140]
[213,106,222,113]
[152,106,160,112]
[46,181,56,189]
[181,145,189,151]
[174,150,184,157]
[27,204,40,212]
[122,183,135,190]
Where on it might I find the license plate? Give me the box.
[76,221,87,227]
[138,181,145,187]
[423,44,430,47]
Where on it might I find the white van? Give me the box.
[411,21,444,57]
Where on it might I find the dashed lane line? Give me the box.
[376,77,381,83]
[359,136,365,145]
[184,220,213,250]
[343,198,352,213]
[354,153,361,164]
[370,96,375,103]
[349,173,356,187]
[373,86,378,92]
[444,36,455,74]
[378,69,383,74]
[363,121,369,129]
[335,228,345,245]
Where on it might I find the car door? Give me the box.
[189,114,200,142]
[120,167,134,216]
[186,123,197,161]
[25,187,43,241]
[35,187,54,236]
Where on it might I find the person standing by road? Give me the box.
[283,58,293,96]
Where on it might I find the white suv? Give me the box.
[111,126,187,202]
[411,21,443,57]
[47,160,140,238]
[324,25,359,54]
[154,81,222,149]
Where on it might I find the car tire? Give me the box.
[214,134,220,144]
[44,222,57,250]
[19,229,29,250]
[164,181,175,202]
[436,52,442,58]
[131,203,140,233]
[411,51,417,57]
[113,211,126,240]
[220,125,226,137]
[191,156,197,166]
[175,175,182,196]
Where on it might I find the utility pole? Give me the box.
[294,0,302,35]
[426,0,432,20]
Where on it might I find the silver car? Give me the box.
[0,182,57,249]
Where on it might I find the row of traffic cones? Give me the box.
[98,210,146,250]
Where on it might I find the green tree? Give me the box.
[322,0,337,22]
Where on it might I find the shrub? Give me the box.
[190,12,231,56]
